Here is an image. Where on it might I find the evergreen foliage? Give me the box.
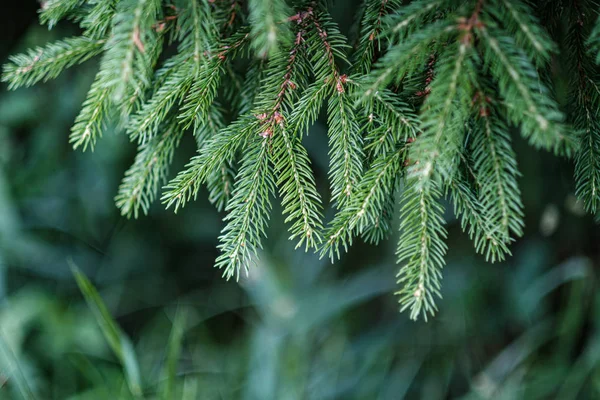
[4,0,600,320]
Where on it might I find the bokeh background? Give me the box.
[1,1,600,399]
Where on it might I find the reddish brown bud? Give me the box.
[260,128,273,138]
[273,112,284,126]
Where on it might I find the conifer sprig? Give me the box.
[81,0,119,39]
[215,136,276,280]
[116,118,183,218]
[2,37,106,89]
[353,0,403,73]
[323,145,405,260]
[396,181,447,321]
[471,108,524,244]
[568,7,600,213]
[248,0,293,58]
[448,176,511,263]
[40,0,85,28]
[587,15,600,63]
[476,25,572,154]
[103,0,162,114]
[5,0,600,320]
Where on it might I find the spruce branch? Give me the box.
[39,0,85,28]
[127,57,193,143]
[162,116,259,212]
[290,81,331,137]
[476,24,575,155]
[588,14,600,63]
[448,175,511,263]
[254,15,325,250]
[178,29,250,130]
[215,136,276,280]
[238,59,267,116]
[353,0,403,73]
[304,9,364,206]
[248,0,293,58]
[406,40,474,184]
[81,0,119,39]
[387,0,443,39]
[486,0,556,66]
[11,0,600,322]
[2,36,105,89]
[323,145,405,260]
[362,89,420,158]
[574,101,600,213]
[570,7,600,212]
[116,118,183,218]
[327,87,364,206]
[69,68,113,151]
[102,0,162,114]
[395,180,447,322]
[200,105,234,211]
[360,189,396,245]
[362,19,458,96]
[272,125,324,250]
[471,106,524,244]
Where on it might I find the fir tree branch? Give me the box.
[387,0,442,38]
[448,175,511,263]
[238,59,267,116]
[116,118,184,218]
[395,180,447,321]
[476,24,575,155]
[162,116,259,212]
[271,125,324,250]
[290,81,331,137]
[199,105,234,211]
[362,88,419,157]
[407,40,474,183]
[353,0,403,73]
[574,101,600,213]
[178,29,249,131]
[471,107,524,243]
[360,189,396,245]
[566,5,600,213]
[304,9,364,206]
[207,161,235,212]
[327,88,364,205]
[81,0,118,39]
[2,37,106,89]
[103,0,162,113]
[215,136,276,280]
[127,58,194,143]
[39,0,85,28]
[248,0,293,58]
[69,68,112,151]
[486,0,556,66]
[12,0,600,322]
[587,14,600,63]
[323,146,405,260]
[363,19,457,96]
[253,18,324,250]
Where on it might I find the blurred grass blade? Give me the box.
[182,376,198,400]
[161,308,186,400]
[68,353,114,398]
[71,264,143,398]
[0,330,37,400]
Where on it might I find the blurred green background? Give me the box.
[1,2,600,399]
